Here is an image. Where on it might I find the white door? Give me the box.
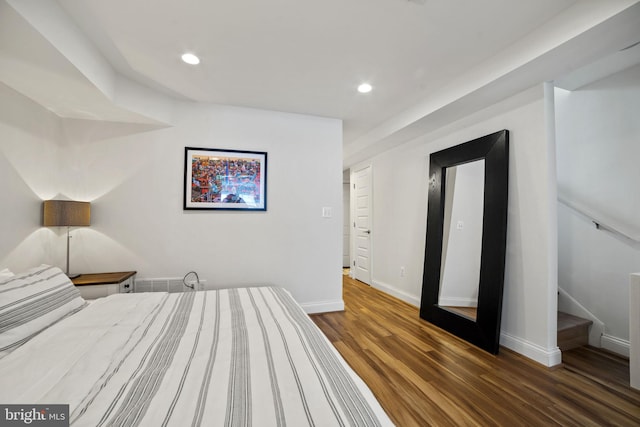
[352,165,372,285]
[343,182,351,267]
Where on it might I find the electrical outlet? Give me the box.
[400,266,405,277]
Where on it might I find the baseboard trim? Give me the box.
[301,300,344,314]
[500,331,562,367]
[371,280,420,307]
[601,334,630,358]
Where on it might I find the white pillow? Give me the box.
[0,268,13,282]
[0,265,85,358]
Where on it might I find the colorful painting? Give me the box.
[184,147,267,210]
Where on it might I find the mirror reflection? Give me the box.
[438,160,485,321]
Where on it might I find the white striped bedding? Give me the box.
[0,286,393,426]
[0,266,86,358]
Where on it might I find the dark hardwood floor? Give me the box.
[311,276,640,426]
[562,346,635,394]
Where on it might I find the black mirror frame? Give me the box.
[420,130,509,354]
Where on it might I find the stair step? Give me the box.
[558,312,593,351]
[558,311,593,331]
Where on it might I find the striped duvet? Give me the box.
[0,286,393,426]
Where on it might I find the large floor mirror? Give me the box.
[420,130,509,354]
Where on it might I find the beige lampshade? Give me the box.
[43,200,91,227]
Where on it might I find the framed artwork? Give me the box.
[184,147,267,211]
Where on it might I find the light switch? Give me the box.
[456,220,464,230]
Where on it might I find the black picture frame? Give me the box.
[419,130,509,354]
[184,147,267,211]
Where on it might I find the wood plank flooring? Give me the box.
[311,276,640,426]
[562,346,635,394]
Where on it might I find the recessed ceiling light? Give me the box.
[181,53,200,65]
[357,83,372,93]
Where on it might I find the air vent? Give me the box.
[134,277,206,293]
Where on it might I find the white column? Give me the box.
[544,82,560,363]
[631,273,640,390]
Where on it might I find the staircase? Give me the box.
[558,311,593,351]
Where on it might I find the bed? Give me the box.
[0,265,393,426]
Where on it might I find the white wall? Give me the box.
[0,86,344,312]
[555,63,640,351]
[363,85,561,365]
[0,83,63,272]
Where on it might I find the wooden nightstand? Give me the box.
[72,271,136,300]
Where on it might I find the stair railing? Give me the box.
[558,196,640,244]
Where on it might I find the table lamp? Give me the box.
[43,200,91,278]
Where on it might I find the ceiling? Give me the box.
[55,0,579,141]
[2,0,640,165]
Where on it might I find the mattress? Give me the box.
[0,284,393,426]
